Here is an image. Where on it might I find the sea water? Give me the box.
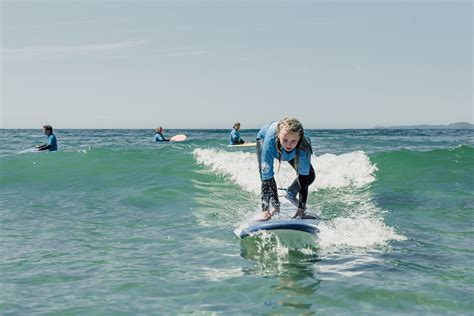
[1,128,472,314]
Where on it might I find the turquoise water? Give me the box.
[1,128,473,315]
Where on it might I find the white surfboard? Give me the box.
[170,134,187,142]
[227,142,256,148]
[18,148,42,154]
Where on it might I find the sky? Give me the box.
[0,0,472,129]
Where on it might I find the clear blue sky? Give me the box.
[1,0,472,129]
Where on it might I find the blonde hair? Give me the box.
[275,117,311,173]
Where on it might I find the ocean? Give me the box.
[1,128,473,315]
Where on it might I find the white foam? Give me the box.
[250,230,290,273]
[193,148,377,192]
[313,151,378,189]
[200,267,244,281]
[257,231,289,257]
[194,148,260,193]
[315,189,407,250]
[317,216,407,250]
[194,148,406,251]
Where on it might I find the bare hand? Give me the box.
[292,208,306,219]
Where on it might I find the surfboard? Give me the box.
[235,190,320,242]
[170,134,187,142]
[236,218,319,239]
[227,142,256,148]
[18,148,42,154]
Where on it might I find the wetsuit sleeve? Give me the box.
[232,130,243,144]
[297,174,310,209]
[260,138,276,180]
[229,130,237,144]
[36,135,53,151]
[297,150,311,176]
[232,132,238,144]
[155,133,170,142]
[261,177,280,212]
[37,144,50,151]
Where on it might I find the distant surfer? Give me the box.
[154,126,170,142]
[256,117,315,220]
[229,122,246,145]
[36,124,58,151]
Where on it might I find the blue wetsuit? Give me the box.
[155,133,169,142]
[48,134,58,151]
[256,121,315,211]
[257,122,311,180]
[229,128,244,145]
[36,132,57,151]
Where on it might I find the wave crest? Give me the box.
[193,148,377,192]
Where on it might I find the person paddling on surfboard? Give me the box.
[229,122,246,145]
[154,126,170,142]
[256,117,315,220]
[36,124,58,151]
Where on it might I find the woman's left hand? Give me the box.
[292,208,306,219]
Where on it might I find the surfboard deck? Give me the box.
[236,190,320,240]
[170,134,187,142]
[18,148,42,154]
[227,142,256,148]
[236,218,319,239]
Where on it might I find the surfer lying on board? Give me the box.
[229,122,246,145]
[154,126,170,142]
[256,117,315,220]
[36,124,58,151]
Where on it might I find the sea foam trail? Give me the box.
[194,148,406,250]
[318,216,406,249]
[193,149,377,193]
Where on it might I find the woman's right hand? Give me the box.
[292,208,306,219]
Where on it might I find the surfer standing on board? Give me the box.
[256,117,315,220]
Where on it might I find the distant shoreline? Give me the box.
[374,122,473,130]
[1,122,473,130]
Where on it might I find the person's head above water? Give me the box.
[43,124,53,135]
[233,122,241,131]
[155,126,163,133]
[275,117,304,152]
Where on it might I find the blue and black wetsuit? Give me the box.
[37,133,58,151]
[155,133,169,142]
[256,121,315,212]
[47,134,58,151]
[229,128,245,145]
